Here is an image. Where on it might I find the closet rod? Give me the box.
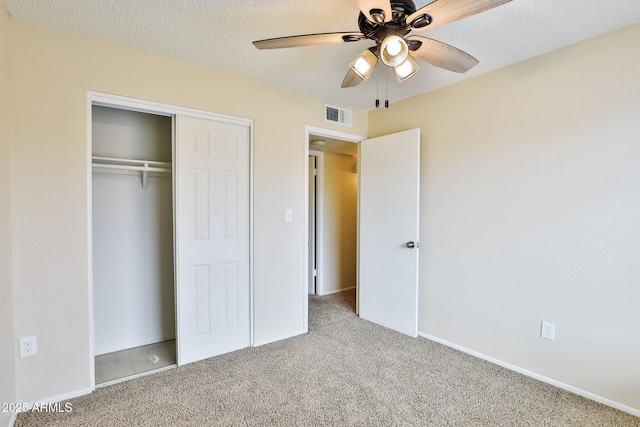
[91,163,171,173]
[91,162,171,190]
[91,156,171,168]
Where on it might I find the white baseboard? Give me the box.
[318,286,356,296]
[8,386,93,427]
[418,332,640,418]
[30,387,93,407]
[6,412,17,427]
[253,330,304,347]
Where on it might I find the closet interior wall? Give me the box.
[92,105,175,356]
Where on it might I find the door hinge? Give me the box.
[312,269,317,277]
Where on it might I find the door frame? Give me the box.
[303,125,365,333]
[308,150,324,295]
[87,91,255,390]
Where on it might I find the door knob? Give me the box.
[406,241,417,249]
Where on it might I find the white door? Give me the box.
[175,115,251,365]
[358,128,420,337]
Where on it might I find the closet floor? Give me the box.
[95,340,176,385]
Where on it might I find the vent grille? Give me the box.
[324,104,352,127]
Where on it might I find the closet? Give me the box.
[89,95,253,386]
[91,105,176,384]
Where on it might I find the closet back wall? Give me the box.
[92,106,175,355]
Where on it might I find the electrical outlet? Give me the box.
[541,321,555,341]
[20,335,38,357]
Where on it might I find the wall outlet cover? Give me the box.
[541,321,555,341]
[20,335,38,357]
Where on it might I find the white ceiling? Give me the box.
[5,0,640,111]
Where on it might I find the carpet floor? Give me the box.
[16,290,640,426]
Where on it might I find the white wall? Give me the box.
[0,5,15,427]
[8,19,367,405]
[369,23,640,412]
[320,152,358,294]
[92,106,175,355]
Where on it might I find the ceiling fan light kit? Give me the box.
[393,55,420,82]
[350,49,379,80]
[380,34,409,67]
[253,0,513,90]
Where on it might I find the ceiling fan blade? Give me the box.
[355,0,393,23]
[408,0,513,30]
[407,36,478,73]
[341,68,366,88]
[253,32,364,49]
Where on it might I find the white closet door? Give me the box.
[175,115,250,365]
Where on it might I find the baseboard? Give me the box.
[253,329,304,347]
[30,387,93,407]
[8,386,93,427]
[418,332,640,418]
[318,286,355,296]
[5,412,17,427]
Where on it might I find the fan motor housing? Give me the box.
[358,0,417,42]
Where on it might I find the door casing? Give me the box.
[308,150,324,295]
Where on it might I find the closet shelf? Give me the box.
[92,156,172,189]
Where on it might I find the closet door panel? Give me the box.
[176,115,250,366]
[193,169,210,241]
[194,264,211,336]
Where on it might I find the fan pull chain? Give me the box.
[375,67,380,108]
[385,71,389,108]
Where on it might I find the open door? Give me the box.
[358,128,420,337]
[175,115,251,365]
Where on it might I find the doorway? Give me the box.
[304,126,421,337]
[91,105,176,386]
[304,126,364,332]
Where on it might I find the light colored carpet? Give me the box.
[16,290,640,426]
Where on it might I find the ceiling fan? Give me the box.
[253,0,513,88]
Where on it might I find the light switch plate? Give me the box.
[285,209,293,223]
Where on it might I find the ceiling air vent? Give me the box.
[325,104,352,127]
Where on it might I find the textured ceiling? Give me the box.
[5,0,640,111]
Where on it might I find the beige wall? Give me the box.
[320,152,358,294]
[8,20,367,403]
[6,4,639,416]
[0,5,15,426]
[369,23,640,411]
